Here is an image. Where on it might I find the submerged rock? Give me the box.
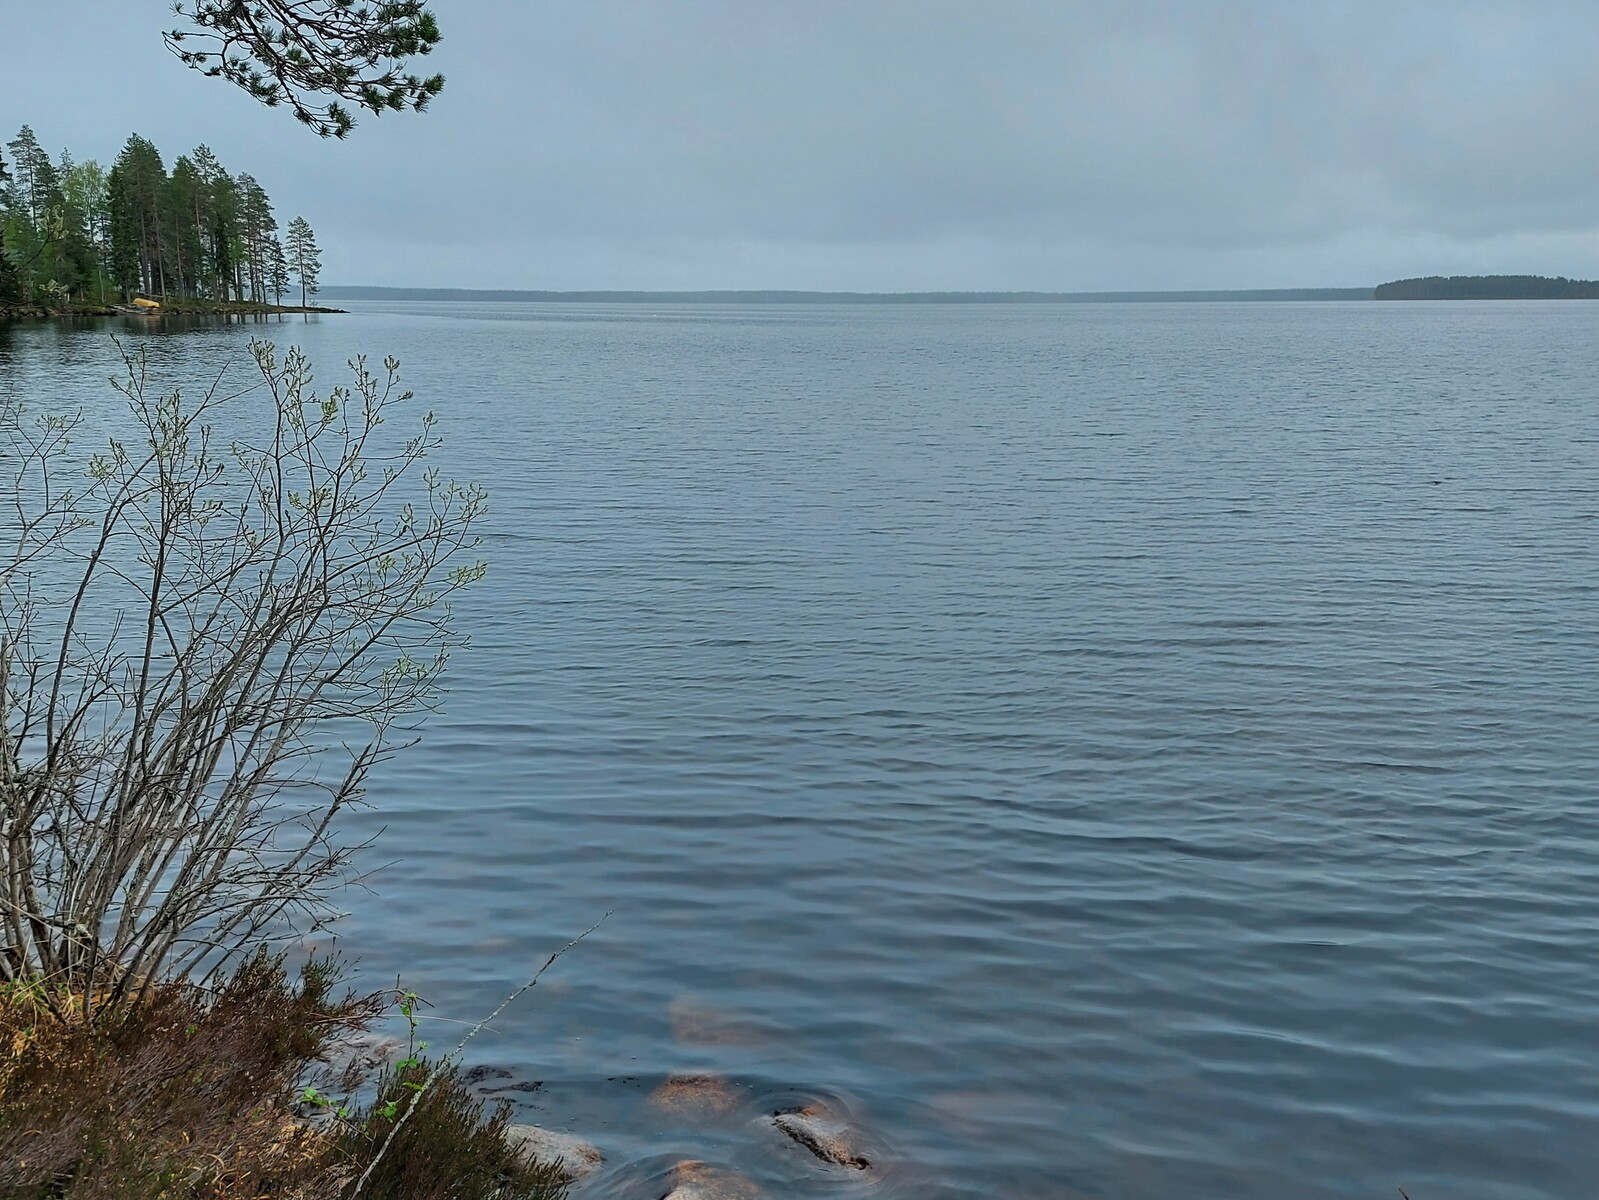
[668,996,778,1048]
[770,1103,872,1170]
[648,1072,743,1118]
[504,1124,603,1182]
[462,1063,542,1095]
[661,1159,765,1199]
[923,1088,1036,1134]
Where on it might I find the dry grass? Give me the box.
[0,954,567,1200]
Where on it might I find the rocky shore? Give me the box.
[456,1065,883,1197]
[0,301,346,321]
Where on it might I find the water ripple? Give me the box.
[5,301,1598,1198]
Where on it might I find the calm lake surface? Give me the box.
[4,301,1598,1198]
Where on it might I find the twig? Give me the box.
[350,912,610,1197]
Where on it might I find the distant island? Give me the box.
[1374,275,1599,300]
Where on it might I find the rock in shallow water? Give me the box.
[660,1159,765,1199]
[504,1124,603,1181]
[668,996,779,1048]
[648,1072,744,1118]
[770,1103,872,1170]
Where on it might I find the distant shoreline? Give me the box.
[13,277,1596,318]
[320,286,1375,305]
[320,276,1599,304]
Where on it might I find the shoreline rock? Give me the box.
[1,302,347,322]
[504,1124,603,1182]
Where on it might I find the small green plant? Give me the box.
[300,1084,353,1121]
[347,916,607,1197]
[333,1059,567,1200]
[375,987,432,1118]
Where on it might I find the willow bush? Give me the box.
[0,339,486,1016]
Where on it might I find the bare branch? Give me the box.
[0,339,485,1008]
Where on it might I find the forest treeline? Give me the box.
[1375,275,1599,300]
[0,125,322,309]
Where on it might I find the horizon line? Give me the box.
[319,285,1378,303]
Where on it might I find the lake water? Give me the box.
[3,301,1598,1198]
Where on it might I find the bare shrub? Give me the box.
[0,340,486,1015]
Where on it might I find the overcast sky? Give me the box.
[6,2,1598,290]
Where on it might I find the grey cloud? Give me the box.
[6,1,1598,288]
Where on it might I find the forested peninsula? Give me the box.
[1375,275,1599,300]
[1,125,335,319]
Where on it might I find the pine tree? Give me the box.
[284,216,321,308]
[190,146,237,301]
[106,163,140,298]
[166,155,206,298]
[5,126,51,229]
[0,243,16,305]
[3,126,71,301]
[107,135,170,299]
[165,2,444,138]
[266,235,290,305]
[236,174,277,303]
[0,147,22,304]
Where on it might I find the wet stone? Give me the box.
[504,1124,603,1182]
[647,1072,743,1118]
[482,1079,544,1095]
[660,1159,765,1200]
[770,1103,872,1170]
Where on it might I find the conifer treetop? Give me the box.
[166,1,445,139]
